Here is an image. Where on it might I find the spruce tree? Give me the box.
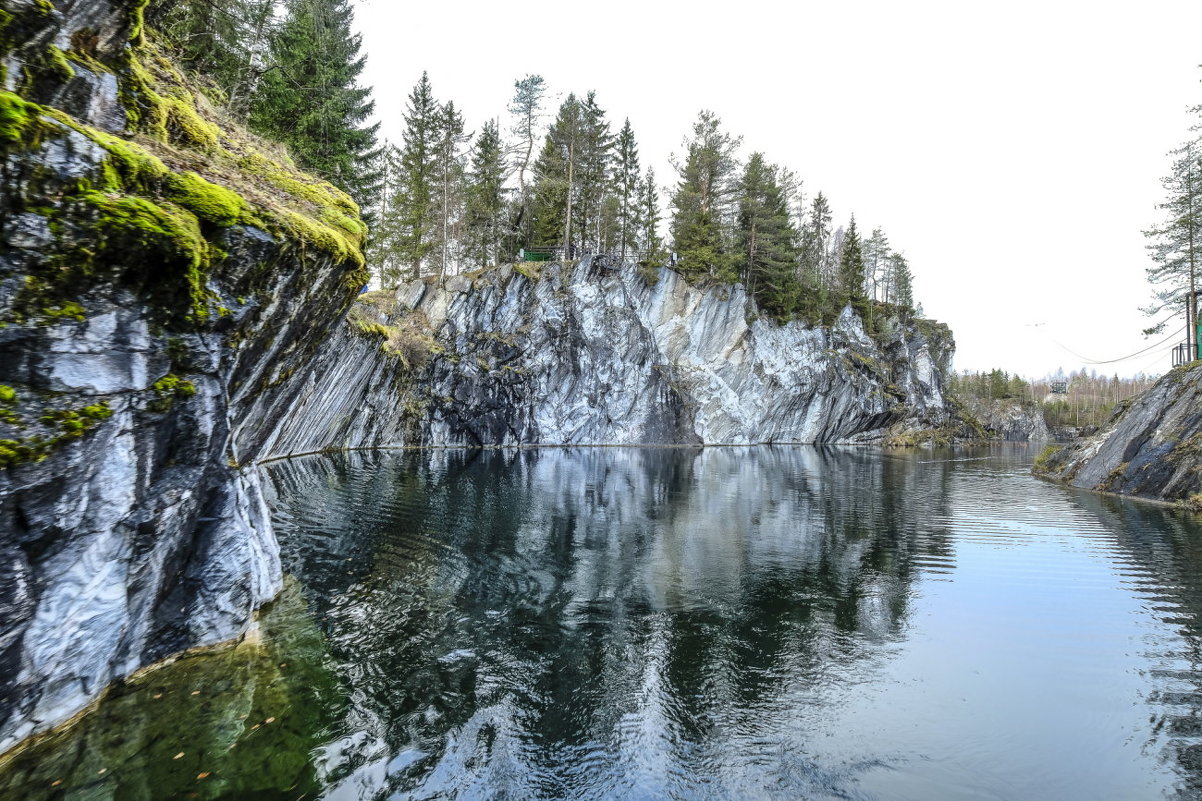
[637,169,665,266]
[431,101,469,282]
[735,153,801,318]
[465,119,509,268]
[798,192,833,321]
[670,110,741,282]
[574,91,613,252]
[393,72,441,278]
[890,252,914,313]
[838,215,865,303]
[250,0,380,210]
[614,118,641,260]
[366,141,403,285]
[531,95,584,254]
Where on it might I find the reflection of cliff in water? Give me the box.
[1070,490,1202,799]
[265,446,960,798]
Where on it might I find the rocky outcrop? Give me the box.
[958,397,1049,443]
[0,1,366,750]
[1034,363,1202,504]
[262,258,958,455]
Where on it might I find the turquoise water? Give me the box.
[6,446,1202,800]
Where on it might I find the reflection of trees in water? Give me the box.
[1071,491,1202,799]
[267,446,964,798]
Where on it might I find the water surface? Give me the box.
[6,446,1202,800]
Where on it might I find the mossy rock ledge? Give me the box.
[0,0,367,752]
[1033,362,1202,508]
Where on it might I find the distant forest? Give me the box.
[953,369,1159,429]
[152,0,922,328]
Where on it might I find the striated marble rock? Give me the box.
[1035,363,1202,503]
[260,258,958,457]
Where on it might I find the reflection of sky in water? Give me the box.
[6,446,1202,800]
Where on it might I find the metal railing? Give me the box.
[1173,342,1194,368]
[519,247,665,266]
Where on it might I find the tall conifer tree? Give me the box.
[638,169,665,265]
[614,119,641,259]
[250,0,380,210]
[393,72,441,278]
[531,95,584,253]
[670,110,741,282]
[466,119,509,268]
[736,153,801,318]
[838,215,865,303]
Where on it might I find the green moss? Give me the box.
[278,208,364,270]
[0,401,112,469]
[164,171,248,227]
[127,0,148,43]
[149,373,196,412]
[40,300,86,322]
[0,91,44,146]
[161,95,220,150]
[0,386,14,404]
[76,190,211,321]
[1032,445,1065,475]
[19,43,75,92]
[514,262,543,281]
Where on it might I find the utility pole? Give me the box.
[1190,150,1198,360]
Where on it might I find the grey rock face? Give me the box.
[1036,365,1202,502]
[961,397,1050,443]
[0,2,363,752]
[261,260,957,458]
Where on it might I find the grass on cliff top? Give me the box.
[2,19,367,284]
[113,41,367,273]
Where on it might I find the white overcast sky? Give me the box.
[353,0,1202,379]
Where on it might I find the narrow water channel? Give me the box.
[5,446,1202,800]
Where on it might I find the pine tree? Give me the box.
[508,74,546,248]
[465,119,509,269]
[614,118,641,260]
[862,227,891,301]
[393,72,441,278]
[250,0,380,210]
[735,153,801,318]
[1143,134,1202,355]
[509,75,547,197]
[670,110,741,282]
